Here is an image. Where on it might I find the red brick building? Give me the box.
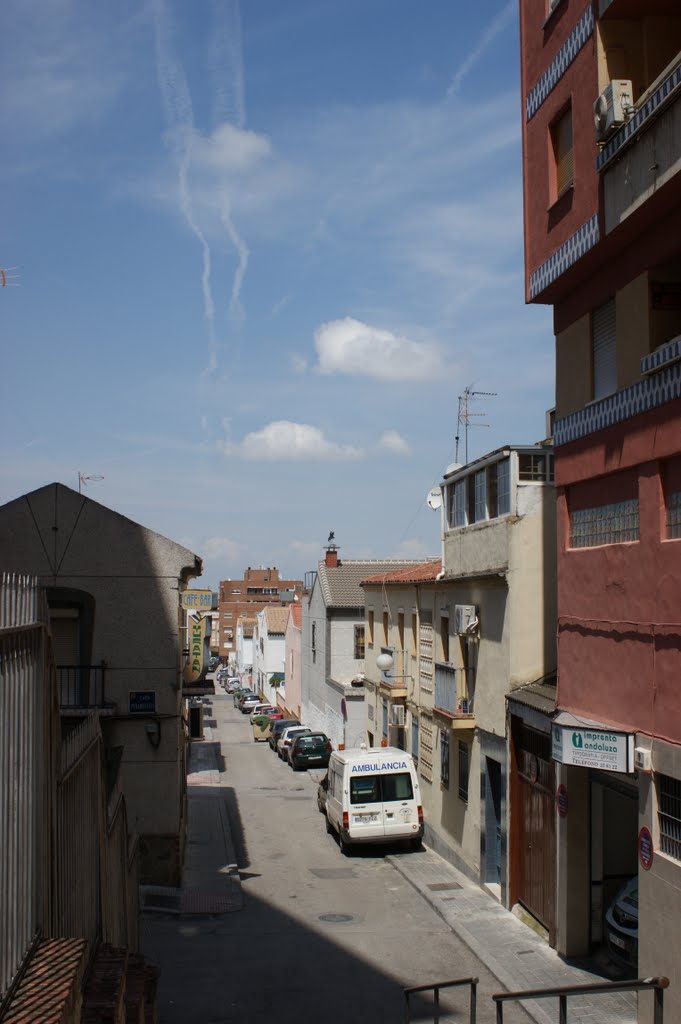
[519,0,681,1005]
[218,567,302,664]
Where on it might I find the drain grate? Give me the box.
[427,882,463,892]
[319,913,354,923]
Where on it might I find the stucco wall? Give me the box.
[284,616,302,718]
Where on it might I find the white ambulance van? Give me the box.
[325,747,423,854]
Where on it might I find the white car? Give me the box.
[239,694,261,714]
[276,726,311,760]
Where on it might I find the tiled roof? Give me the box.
[265,605,289,634]
[361,560,442,586]
[290,603,302,629]
[317,560,425,608]
[3,938,88,1024]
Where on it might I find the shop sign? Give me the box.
[181,589,213,611]
[183,614,208,684]
[639,826,654,871]
[129,690,156,714]
[552,725,633,773]
[556,783,568,818]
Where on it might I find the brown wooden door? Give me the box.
[511,722,556,942]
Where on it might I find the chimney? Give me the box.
[325,544,339,568]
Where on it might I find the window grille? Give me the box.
[440,730,450,789]
[419,622,434,693]
[458,740,469,802]
[474,470,487,522]
[667,490,681,539]
[420,717,434,783]
[411,716,419,766]
[570,498,639,547]
[658,774,681,861]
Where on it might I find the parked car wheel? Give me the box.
[325,814,334,834]
[339,831,351,857]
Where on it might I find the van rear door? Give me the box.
[380,770,419,841]
[348,774,384,839]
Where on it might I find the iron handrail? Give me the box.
[493,975,669,1024]
[404,976,478,1024]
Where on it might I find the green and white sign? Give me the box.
[552,725,633,774]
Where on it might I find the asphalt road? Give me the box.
[141,693,531,1024]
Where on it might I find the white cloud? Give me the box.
[377,430,411,456]
[314,317,446,382]
[289,353,308,374]
[288,539,323,558]
[192,122,271,174]
[201,536,246,560]
[395,538,438,560]
[222,420,364,461]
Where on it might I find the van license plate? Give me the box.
[353,813,378,824]
[609,932,626,950]
[308,755,323,761]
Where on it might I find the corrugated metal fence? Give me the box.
[0,573,54,1005]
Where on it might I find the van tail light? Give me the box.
[417,805,424,825]
[342,812,349,830]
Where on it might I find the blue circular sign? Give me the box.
[639,826,653,871]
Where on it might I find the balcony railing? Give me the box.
[58,663,108,710]
[434,662,475,718]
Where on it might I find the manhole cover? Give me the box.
[427,882,462,892]
[319,913,354,923]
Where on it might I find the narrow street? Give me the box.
[141,693,531,1024]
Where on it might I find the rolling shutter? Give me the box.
[592,299,616,400]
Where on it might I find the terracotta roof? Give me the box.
[264,605,289,634]
[3,938,88,1024]
[317,560,425,608]
[290,603,302,629]
[361,559,442,586]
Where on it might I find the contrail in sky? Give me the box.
[446,0,516,97]
[151,0,218,372]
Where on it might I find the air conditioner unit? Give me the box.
[634,747,651,773]
[391,705,405,727]
[594,80,632,143]
[454,604,478,635]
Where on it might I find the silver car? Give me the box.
[276,726,311,760]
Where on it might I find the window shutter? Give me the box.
[553,108,573,196]
[49,612,80,665]
[592,299,617,399]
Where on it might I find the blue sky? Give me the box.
[1,0,553,588]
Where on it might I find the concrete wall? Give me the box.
[284,615,302,719]
[0,484,200,885]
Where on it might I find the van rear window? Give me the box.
[350,772,414,805]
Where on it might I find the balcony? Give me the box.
[434,662,476,729]
[58,663,112,713]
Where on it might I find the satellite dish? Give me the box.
[427,486,442,510]
[445,462,462,476]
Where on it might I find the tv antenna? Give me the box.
[454,386,497,464]
[78,472,104,494]
[1,267,19,287]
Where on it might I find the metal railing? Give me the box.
[493,976,670,1024]
[434,662,475,716]
[404,976,478,1024]
[57,662,107,709]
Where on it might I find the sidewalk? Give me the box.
[385,847,637,1024]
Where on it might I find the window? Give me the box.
[311,622,316,664]
[354,625,365,660]
[570,498,639,547]
[223,612,233,618]
[458,741,469,801]
[383,611,389,646]
[350,772,414,805]
[368,610,375,646]
[411,716,419,766]
[658,774,681,861]
[666,490,681,539]
[382,700,388,739]
[474,470,487,522]
[411,613,418,657]
[231,589,241,594]
[551,105,573,199]
[518,452,553,482]
[449,479,466,527]
[440,730,450,789]
[440,616,450,663]
[497,458,511,514]
[592,299,617,400]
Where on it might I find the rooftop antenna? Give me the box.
[454,386,497,464]
[78,472,104,494]
[1,267,20,287]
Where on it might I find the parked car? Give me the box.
[251,714,275,743]
[226,678,242,693]
[268,719,300,751]
[234,689,255,708]
[289,732,333,770]
[277,726,311,760]
[605,877,638,969]
[260,707,284,721]
[239,694,262,714]
[251,703,277,717]
[317,774,328,813]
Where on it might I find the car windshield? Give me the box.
[285,729,308,740]
[350,772,414,805]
